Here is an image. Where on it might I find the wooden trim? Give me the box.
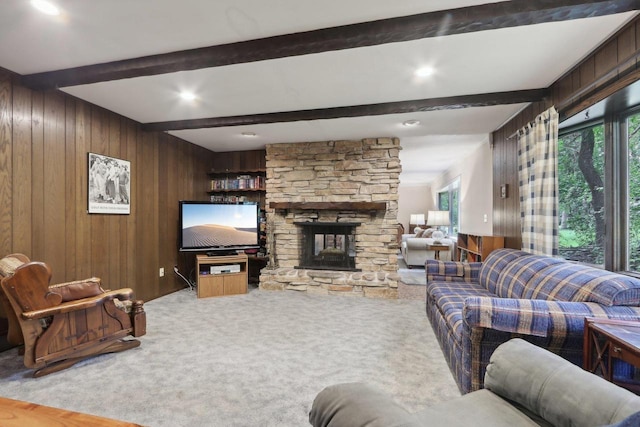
[21,0,640,90]
[143,89,549,131]
[559,56,640,120]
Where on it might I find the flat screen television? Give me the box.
[179,201,259,254]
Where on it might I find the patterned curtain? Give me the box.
[517,106,559,256]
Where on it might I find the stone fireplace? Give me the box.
[296,221,359,271]
[259,138,401,298]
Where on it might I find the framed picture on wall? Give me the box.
[88,152,131,214]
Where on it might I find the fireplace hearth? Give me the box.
[295,222,361,271]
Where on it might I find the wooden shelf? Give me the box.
[209,168,266,174]
[208,169,265,206]
[457,233,504,262]
[207,188,266,193]
[206,150,267,254]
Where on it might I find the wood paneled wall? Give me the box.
[492,16,640,250]
[0,70,214,302]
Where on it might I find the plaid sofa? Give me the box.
[426,248,640,394]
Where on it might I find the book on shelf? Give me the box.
[210,175,265,190]
[210,195,247,203]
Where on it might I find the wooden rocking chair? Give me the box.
[0,254,146,377]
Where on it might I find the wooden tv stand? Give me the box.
[196,254,248,298]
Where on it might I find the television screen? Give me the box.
[179,201,259,252]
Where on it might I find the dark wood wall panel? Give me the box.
[0,75,11,256]
[107,115,121,287]
[31,91,45,261]
[492,16,640,249]
[43,91,67,282]
[64,97,77,279]
[157,134,170,297]
[90,106,108,282]
[124,121,137,292]
[75,102,91,279]
[12,85,32,256]
[0,70,215,302]
[211,149,266,171]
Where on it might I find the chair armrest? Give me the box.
[0,254,30,278]
[426,260,481,283]
[309,382,420,427]
[21,288,135,320]
[463,296,640,337]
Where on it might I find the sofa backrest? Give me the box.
[479,249,565,299]
[485,338,640,426]
[522,262,640,306]
[490,252,567,299]
[478,249,530,295]
[479,248,640,306]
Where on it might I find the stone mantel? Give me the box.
[269,202,386,212]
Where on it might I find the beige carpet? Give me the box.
[0,289,459,426]
[398,255,426,286]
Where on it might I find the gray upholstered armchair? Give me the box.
[309,339,640,427]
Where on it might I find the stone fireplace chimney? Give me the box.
[259,138,401,298]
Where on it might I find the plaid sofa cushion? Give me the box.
[478,249,530,295]
[491,254,565,299]
[523,263,640,306]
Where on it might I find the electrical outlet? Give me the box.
[483,214,488,223]
[159,267,165,277]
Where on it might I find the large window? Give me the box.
[558,80,640,274]
[625,109,640,271]
[437,178,460,236]
[558,123,605,266]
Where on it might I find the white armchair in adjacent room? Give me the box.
[401,227,455,267]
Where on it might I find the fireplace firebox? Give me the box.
[295,221,361,271]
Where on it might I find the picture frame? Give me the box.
[88,152,131,214]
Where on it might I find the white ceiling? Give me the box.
[0,1,636,184]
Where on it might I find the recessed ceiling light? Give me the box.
[415,67,435,78]
[179,91,196,101]
[241,132,257,137]
[31,0,60,15]
[402,120,421,127]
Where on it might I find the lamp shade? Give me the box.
[427,210,450,226]
[410,214,425,226]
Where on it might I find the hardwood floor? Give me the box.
[0,396,142,427]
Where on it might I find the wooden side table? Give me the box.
[427,244,450,260]
[584,318,640,392]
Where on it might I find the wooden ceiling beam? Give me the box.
[22,0,640,90]
[141,89,549,131]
